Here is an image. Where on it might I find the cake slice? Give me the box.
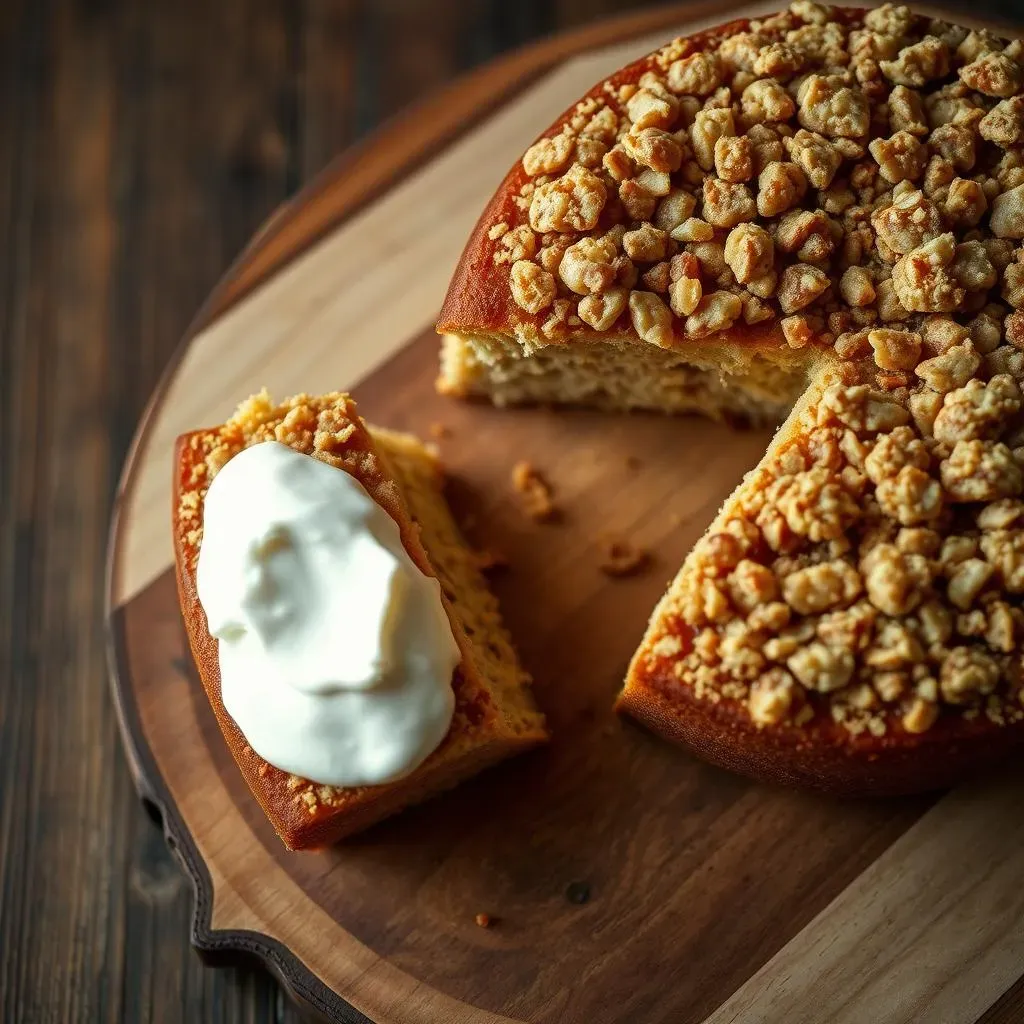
[618,358,1024,795]
[438,4,1024,792]
[173,391,547,848]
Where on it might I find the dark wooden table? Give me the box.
[2,0,1021,1021]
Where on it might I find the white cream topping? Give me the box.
[196,440,458,787]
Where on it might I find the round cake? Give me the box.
[437,3,1024,794]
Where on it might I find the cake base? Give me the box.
[439,331,807,426]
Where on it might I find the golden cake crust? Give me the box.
[173,392,546,848]
[615,668,1024,796]
[439,4,1024,357]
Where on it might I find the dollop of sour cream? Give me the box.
[196,440,458,787]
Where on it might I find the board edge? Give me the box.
[105,586,372,1024]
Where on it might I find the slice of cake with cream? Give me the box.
[173,390,547,848]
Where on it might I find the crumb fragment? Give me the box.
[473,548,508,573]
[474,913,492,928]
[599,537,650,577]
[429,422,450,439]
[512,461,559,521]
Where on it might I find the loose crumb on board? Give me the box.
[599,538,650,577]
[473,548,508,573]
[429,422,450,439]
[512,461,559,522]
[474,913,492,928]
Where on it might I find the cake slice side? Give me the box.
[173,392,547,848]
[372,425,545,740]
[438,330,808,424]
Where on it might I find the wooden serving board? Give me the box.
[106,4,1024,1022]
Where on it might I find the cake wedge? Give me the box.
[618,358,1024,795]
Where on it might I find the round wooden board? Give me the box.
[106,5,1024,1023]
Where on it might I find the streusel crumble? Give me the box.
[460,3,1024,358]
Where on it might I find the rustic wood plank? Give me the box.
[0,0,47,1018]
[700,773,1024,1024]
[0,0,302,1020]
[976,977,1024,1024]
[0,4,135,1021]
[300,0,361,176]
[105,0,304,1019]
[10,1,1024,1022]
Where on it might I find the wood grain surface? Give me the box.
[7,1,1024,1023]
[103,1,1024,1023]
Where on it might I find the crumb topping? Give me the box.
[489,3,1024,740]
[599,538,651,577]
[636,359,1024,737]
[472,548,508,573]
[489,4,1024,356]
[512,461,560,521]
